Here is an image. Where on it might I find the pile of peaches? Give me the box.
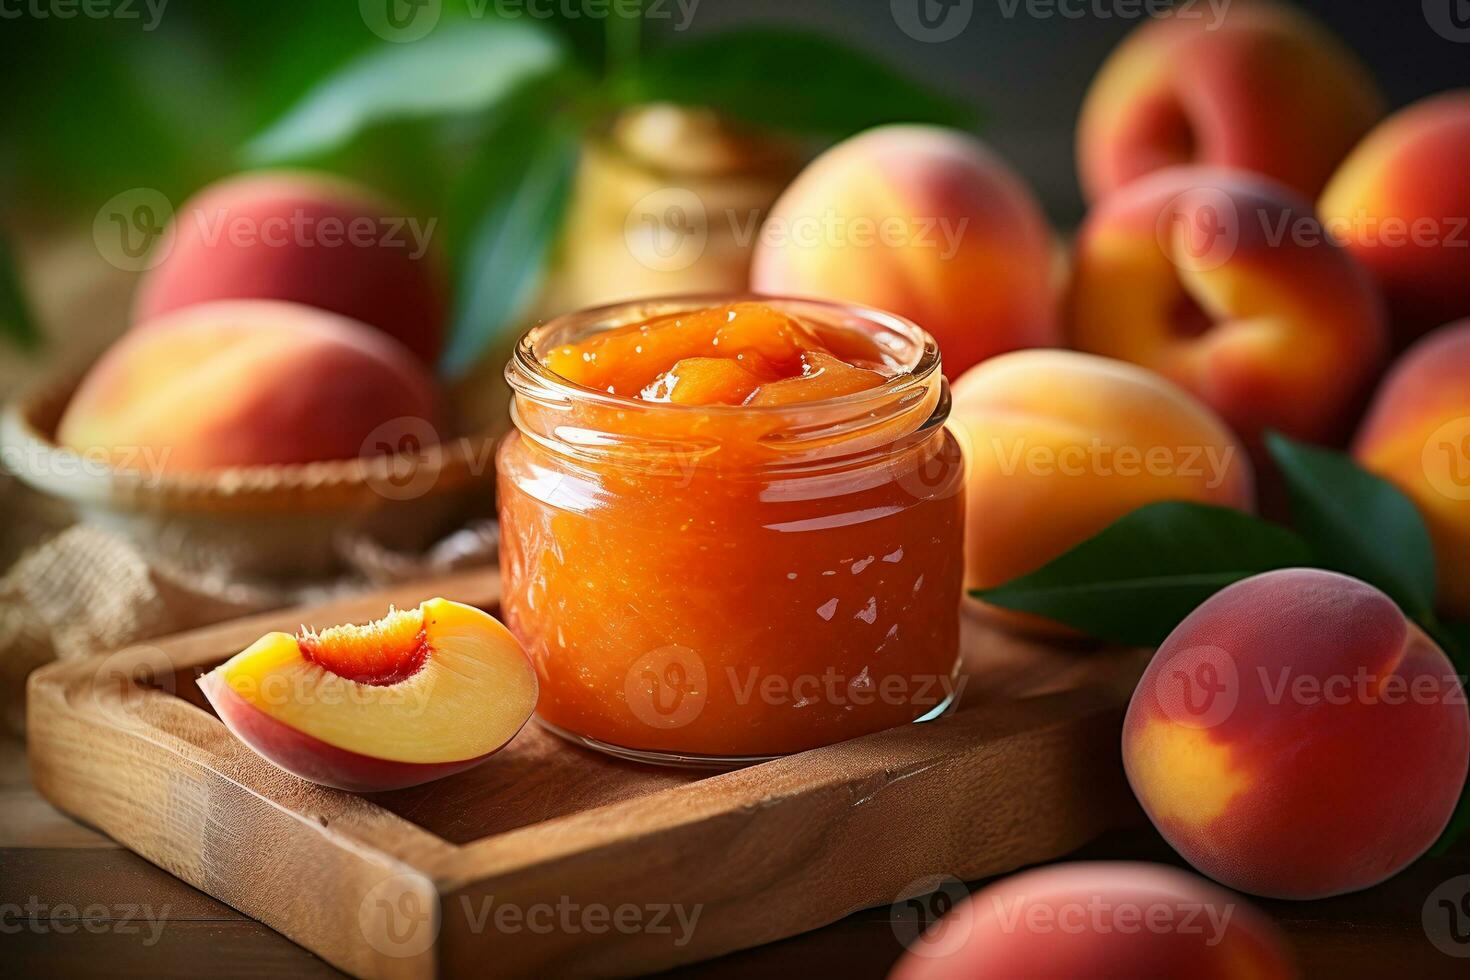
[36,2,1470,973]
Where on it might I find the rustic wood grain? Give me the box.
[26,570,1148,978]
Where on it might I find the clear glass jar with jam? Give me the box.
[497,296,964,764]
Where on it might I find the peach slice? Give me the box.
[745,350,888,406]
[198,598,536,792]
[640,357,766,406]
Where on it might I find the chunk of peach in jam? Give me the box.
[543,301,891,406]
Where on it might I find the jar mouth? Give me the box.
[507,293,941,419]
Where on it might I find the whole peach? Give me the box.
[1078,1,1382,202]
[1124,569,1469,899]
[951,350,1253,600]
[1354,320,1470,619]
[58,300,442,472]
[750,125,1058,378]
[1066,166,1387,449]
[1320,92,1470,344]
[134,171,447,366]
[889,862,1297,980]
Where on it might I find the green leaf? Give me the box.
[621,28,975,137]
[974,502,1314,647]
[0,230,40,352]
[1266,431,1438,620]
[439,116,578,378]
[244,19,567,163]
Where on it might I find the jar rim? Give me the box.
[506,293,942,420]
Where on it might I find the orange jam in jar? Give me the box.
[497,297,964,763]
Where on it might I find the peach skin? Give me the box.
[133,170,447,366]
[1066,166,1387,449]
[1124,568,1469,899]
[57,300,442,472]
[750,125,1058,378]
[1077,1,1382,202]
[1320,91,1470,344]
[198,598,537,792]
[1354,320,1470,619]
[950,350,1254,607]
[889,862,1297,980]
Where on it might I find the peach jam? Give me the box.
[497,297,964,763]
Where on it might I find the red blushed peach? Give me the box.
[951,350,1254,604]
[750,125,1059,378]
[1066,167,1387,449]
[56,300,443,472]
[1077,1,1382,203]
[889,862,1297,980]
[198,598,537,792]
[134,171,447,366]
[1354,320,1470,619]
[1124,569,1469,900]
[1320,92,1470,343]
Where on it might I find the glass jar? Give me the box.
[497,295,965,765]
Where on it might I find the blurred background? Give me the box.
[2,0,1465,393]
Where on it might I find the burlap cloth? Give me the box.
[0,472,498,735]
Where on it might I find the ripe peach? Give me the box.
[1319,92,1470,343]
[951,350,1254,601]
[57,300,442,472]
[198,598,537,792]
[1077,1,1382,203]
[1066,167,1387,448]
[133,171,447,366]
[749,125,1059,378]
[1354,320,1470,619]
[1124,569,1469,899]
[889,862,1296,980]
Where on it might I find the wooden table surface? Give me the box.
[4,734,1468,977]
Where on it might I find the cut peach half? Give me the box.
[197,598,536,792]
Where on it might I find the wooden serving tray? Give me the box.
[27,569,1149,978]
